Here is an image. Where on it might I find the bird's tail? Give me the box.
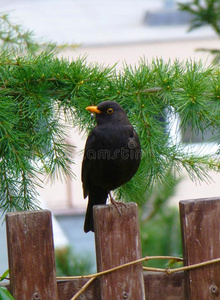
[84,188,108,233]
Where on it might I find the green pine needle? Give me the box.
[0,48,220,212]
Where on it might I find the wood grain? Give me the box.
[180,197,220,300]
[6,210,58,300]
[144,271,187,300]
[94,202,145,300]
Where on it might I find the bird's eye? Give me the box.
[107,108,114,114]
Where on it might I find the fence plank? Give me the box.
[57,271,186,300]
[144,271,187,300]
[180,197,220,300]
[93,202,145,300]
[2,272,186,300]
[6,210,58,300]
[57,278,99,300]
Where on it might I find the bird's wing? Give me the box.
[81,132,97,198]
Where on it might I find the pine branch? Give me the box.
[178,0,220,64]
[178,0,220,35]
[0,12,40,53]
[0,52,220,212]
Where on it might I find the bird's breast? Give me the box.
[86,125,141,190]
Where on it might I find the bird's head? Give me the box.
[86,101,130,126]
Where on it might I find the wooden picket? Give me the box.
[6,210,58,299]
[180,198,220,299]
[1,197,220,299]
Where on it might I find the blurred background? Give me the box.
[0,0,219,275]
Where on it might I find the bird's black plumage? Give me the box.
[82,101,141,232]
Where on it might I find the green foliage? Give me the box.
[0,270,9,282]
[0,12,40,54]
[140,170,183,268]
[178,0,220,34]
[178,0,220,63]
[0,270,14,300]
[141,206,182,268]
[0,51,220,212]
[55,246,93,276]
[0,288,15,300]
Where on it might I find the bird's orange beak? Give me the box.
[86,106,102,114]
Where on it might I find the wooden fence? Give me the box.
[1,197,220,299]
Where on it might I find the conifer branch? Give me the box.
[0,12,40,53]
[0,51,219,211]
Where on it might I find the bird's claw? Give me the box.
[109,192,127,215]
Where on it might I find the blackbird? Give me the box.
[82,101,141,233]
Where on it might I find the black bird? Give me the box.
[82,101,141,233]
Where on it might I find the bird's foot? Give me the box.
[109,192,127,215]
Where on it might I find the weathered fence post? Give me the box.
[6,210,58,300]
[93,202,145,300]
[180,197,220,300]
